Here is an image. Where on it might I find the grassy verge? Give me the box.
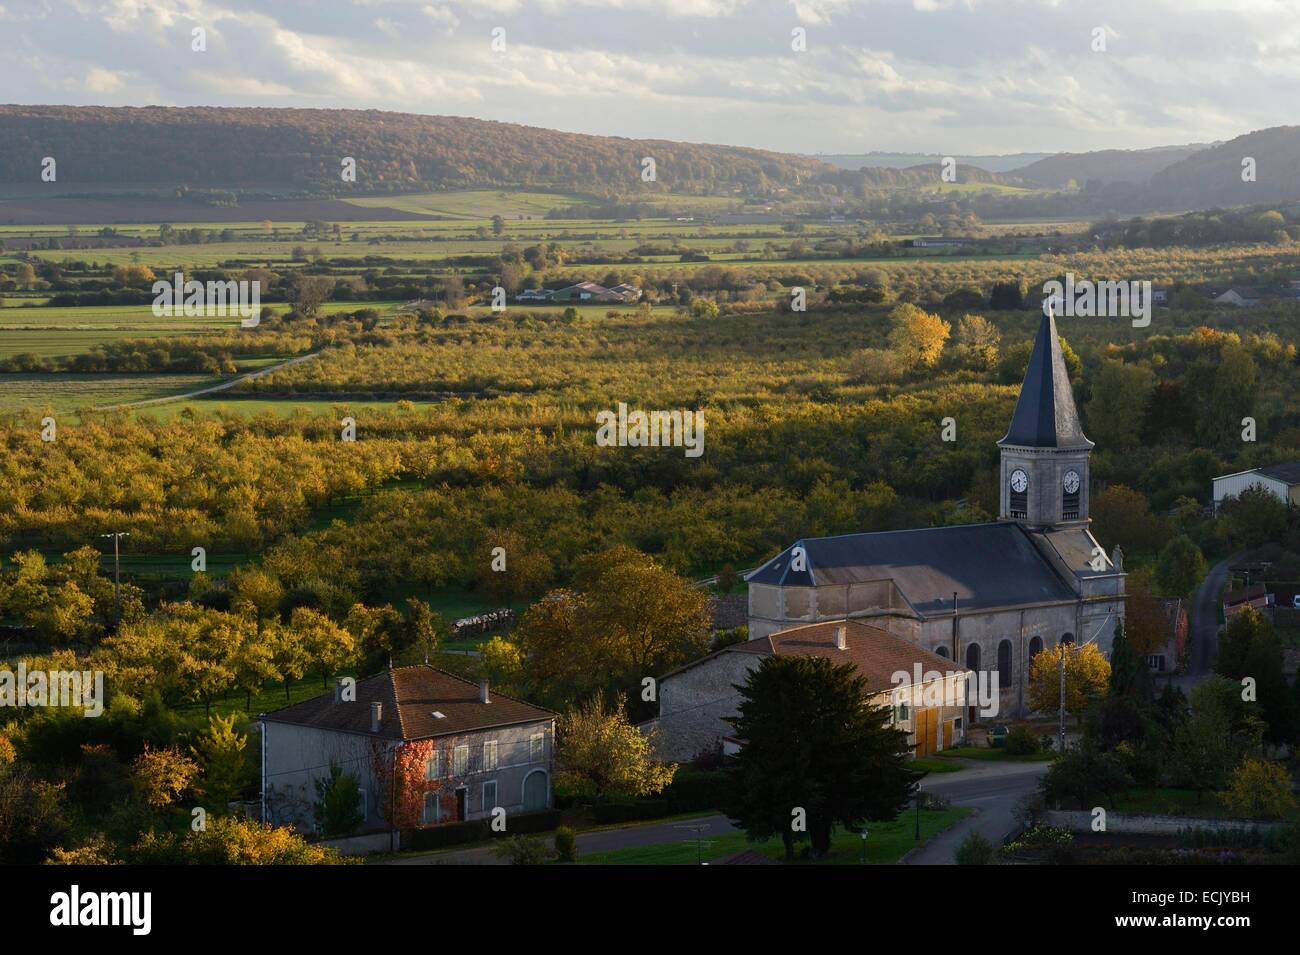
[935,746,1055,762]
[910,757,965,774]
[570,807,971,865]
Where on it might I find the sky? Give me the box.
[1,0,1297,156]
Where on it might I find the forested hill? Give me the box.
[1146,126,1300,209]
[0,105,833,198]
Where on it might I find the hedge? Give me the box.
[402,809,562,851]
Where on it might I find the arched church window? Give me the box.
[1028,635,1044,658]
[1061,633,1074,646]
[997,640,1013,686]
[935,646,949,659]
[965,644,980,671]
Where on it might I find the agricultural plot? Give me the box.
[0,372,224,413]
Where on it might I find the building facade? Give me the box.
[260,666,554,836]
[645,620,970,762]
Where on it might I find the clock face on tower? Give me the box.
[1010,468,1029,494]
[1063,469,1081,494]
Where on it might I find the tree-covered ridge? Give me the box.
[0,105,831,197]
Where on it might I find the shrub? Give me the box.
[954,830,995,865]
[554,825,577,863]
[1221,759,1298,819]
[493,834,547,865]
[1004,723,1040,756]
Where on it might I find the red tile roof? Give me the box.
[262,665,553,740]
[735,620,966,694]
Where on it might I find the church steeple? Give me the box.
[999,303,1092,451]
[998,302,1093,527]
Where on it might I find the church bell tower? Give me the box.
[998,302,1093,528]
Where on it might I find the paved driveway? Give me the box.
[902,759,1051,864]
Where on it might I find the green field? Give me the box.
[0,372,225,413]
[342,189,583,219]
[0,300,402,360]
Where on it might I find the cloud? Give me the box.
[1,0,1298,154]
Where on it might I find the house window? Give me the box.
[357,788,368,820]
[425,751,440,780]
[422,791,440,824]
[896,700,910,722]
[453,744,469,775]
[483,780,498,812]
[530,733,545,761]
[483,740,499,772]
[1147,654,1166,672]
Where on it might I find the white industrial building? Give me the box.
[1212,461,1300,511]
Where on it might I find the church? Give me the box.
[745,304,1126,720]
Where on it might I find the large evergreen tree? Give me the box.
[1107,620,1151,701]
[724,655,917,860]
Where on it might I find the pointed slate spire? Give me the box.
[999,300,1092,449]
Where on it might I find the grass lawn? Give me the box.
[570,807,971,865]
[935,746,1055,762]
[911,757,965,774]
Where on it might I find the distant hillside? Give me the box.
[1016,144,1208,188]
[1146,127,1300,209]
[812,151,1052,173]
[0,105,831,198]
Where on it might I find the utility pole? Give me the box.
[1058,643,1067,753]
[99,531,128,622]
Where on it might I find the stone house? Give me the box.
[644,619,971,763]
[260,665,554,836]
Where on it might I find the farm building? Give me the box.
[1212,461,1300,510]
[549,281,624,303]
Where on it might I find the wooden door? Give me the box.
[943,719,953,750]
[915,708,935,756]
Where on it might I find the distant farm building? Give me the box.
[1213,461,1300,510]
[549,281,624,303]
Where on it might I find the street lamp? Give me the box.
[859,823,869,864]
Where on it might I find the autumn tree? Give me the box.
[518,546,710,706]
[887,303,950,371]
[556,694,677,800]
[292,606,357,687]
[1221,759,1298,819]
[1027,642,1111,723]
[131,746,199,809]
[953,313,1000,371]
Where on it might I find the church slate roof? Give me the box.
[999,304,1093,450]
[746,522,1077,616]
